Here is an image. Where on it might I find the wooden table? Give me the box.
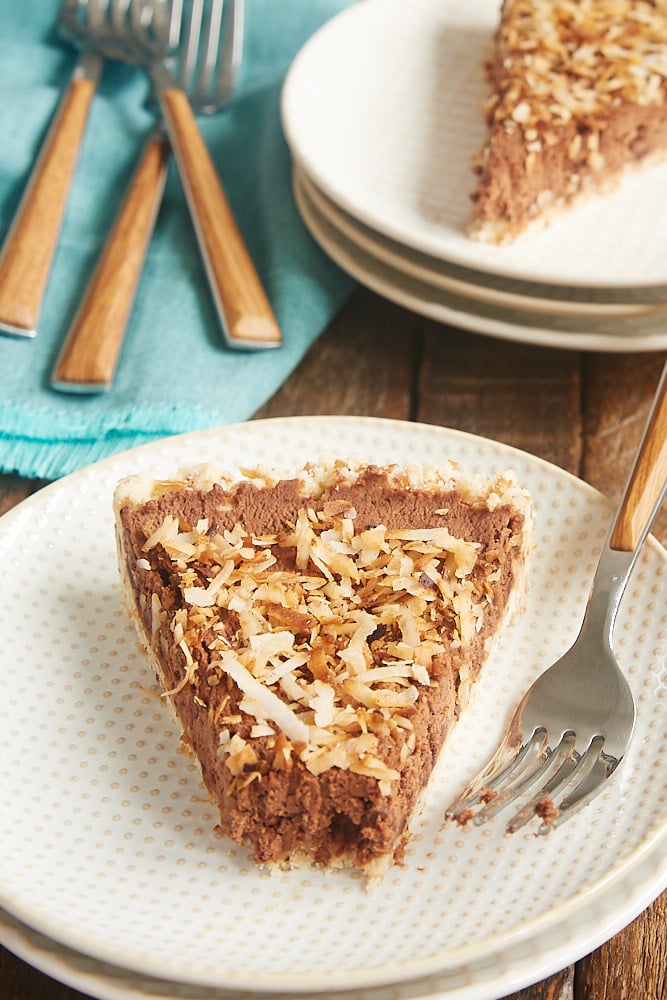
[1,287,666,999]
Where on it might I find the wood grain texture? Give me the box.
[0,71,97,334]
[51,134,170,391]
[0,948,90,1000]
[582,353,667,548]
[416,322,581,473]
[575,890,667,1000]
[0,473,44,515]
[255,288,418,420]
[160,87,282,348]
[508,966,574,1000]
[607,359,667,550]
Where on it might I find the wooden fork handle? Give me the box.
[0,52,101,337]
[158,86,282,350]
[609,362,667,552]
[52,133,170,392]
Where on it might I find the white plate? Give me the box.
[1,417,667,993]
[297,168,667,319]
[3,828,667,1000]
[281,0,667,288]
[293,172,667,353]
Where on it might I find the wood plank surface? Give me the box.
[1,287,665,1000]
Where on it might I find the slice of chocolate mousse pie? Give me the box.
[114,459,532,880]
[470,0,667,243]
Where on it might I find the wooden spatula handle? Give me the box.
[52,134,170,392]
[158,86,282,350]
[609,362,667,552]
[0,54,100,336]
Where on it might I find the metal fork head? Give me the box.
[181,0,244,112]
[59,0,89,48]
[61,0,243,113]
[59,0,116,50]
[446,360,667,839]
[109,0,244,113]
[62,0,182,66]
[59,0,135,62]
[127,0,183,60]
[445,623,636,836]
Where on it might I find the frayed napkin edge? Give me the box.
[0,431,178,481]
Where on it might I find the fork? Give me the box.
[104,0,281,350]
[446,361,667,835]
[0,0,103,338]
[51,0,244,392]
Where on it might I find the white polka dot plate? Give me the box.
[281,0,667,289]
[2,827,666,1000]
[1,417,666,993]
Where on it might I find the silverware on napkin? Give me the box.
[52,0,252,392]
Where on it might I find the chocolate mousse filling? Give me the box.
[114,461,532,878]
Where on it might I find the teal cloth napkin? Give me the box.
[0,0,355,480]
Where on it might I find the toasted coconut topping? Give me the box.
[470,0,667,243]
[120,460,532,794]
[487,0,667,135]
[139,498,496,790]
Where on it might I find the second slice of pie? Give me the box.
[470,0,667,243]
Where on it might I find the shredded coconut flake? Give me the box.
[120,459,531,789]
[218,651,311,744]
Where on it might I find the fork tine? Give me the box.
[152,0,183,50]
[475,731,579,825]
[215,0,244,106]
[175,0,203,90]
[59,0,87,45]
[447,725,605,830]
[187,0,244,113]
[166,0,184,48]
[85,0,109,34]
[501,733,618,835]
[129,0,148,40]
[537,744,619,832]
[192,0,224,102]
[129,0,178,59]
[109,0,130,35]
[504,736,600,833]
[445,727,548,821]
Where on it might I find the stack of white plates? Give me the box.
[281,0,667,353]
